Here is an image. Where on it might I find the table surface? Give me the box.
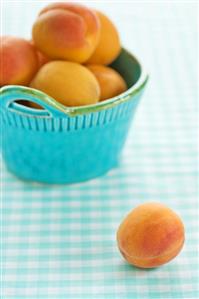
[1,1,198,298]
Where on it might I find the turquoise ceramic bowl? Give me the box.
[0,48,148,184]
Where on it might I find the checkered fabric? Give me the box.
[1,1,198,298]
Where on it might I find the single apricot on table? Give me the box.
[32,3,100,63]
[0,36,38,86]
[117,202,185,268]
[87,65,127,101]
[30,61,100,107]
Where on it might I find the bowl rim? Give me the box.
[0,48,149,117]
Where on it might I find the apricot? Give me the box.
[30,40,50,68]
[86,11,121,65]
[36,50,50,68]
[32,3,100,63]
[87,65,127,101]
[30,61,100,107]
[117,202,185,268]
[0,36,38,86]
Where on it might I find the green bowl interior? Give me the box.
[110,49,141,89]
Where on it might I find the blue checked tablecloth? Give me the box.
[1,1,198,298]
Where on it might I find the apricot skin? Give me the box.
[87,65,127,101]
[32,3,100,63]
[117,202,185,268]
[30,40,50,68]
[30,61,100,107]
[86,11,121,65]
[0,36,38,86]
